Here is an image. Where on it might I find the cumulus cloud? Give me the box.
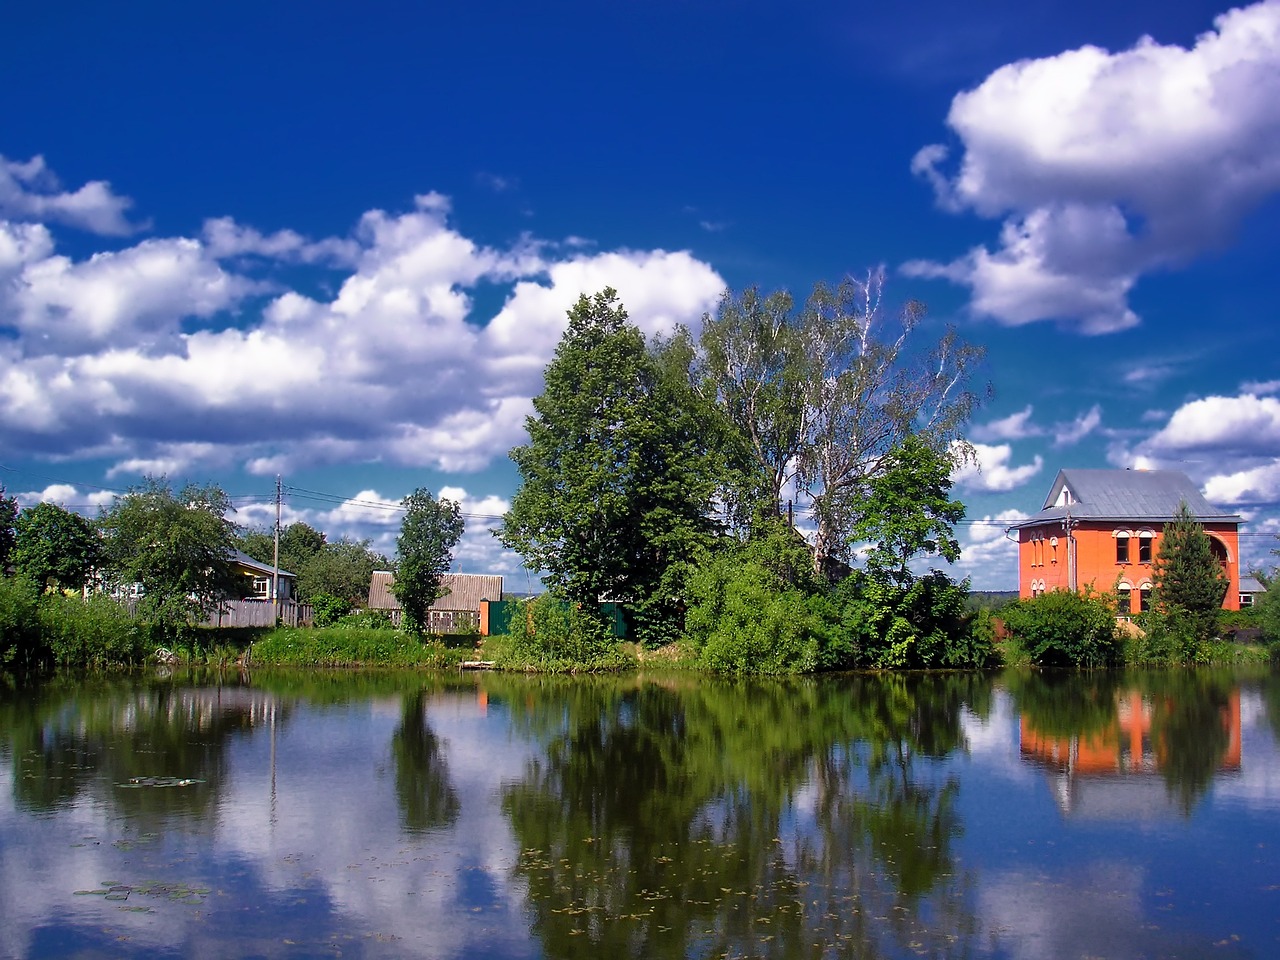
[953,442,1044,492]
[971,404,1038,442]
[906,0,1280,333]
[1052,404,1102,447]
[0,170,725,479]
[952,509,1028,589]
[0,154,142,235]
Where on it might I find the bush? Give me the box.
[488,594,632,672]
[832,570,992,670]
[250,625,468,668]
[37,591,151,669]
[684,535,831,674]
[0,576,45,672]
[1001,589,1122,668]
[310,591,352,628]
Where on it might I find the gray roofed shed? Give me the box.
[1013,469,1241,528]
[367,572,504,628]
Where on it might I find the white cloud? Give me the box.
[952,509,1028,589]
[1241,378,1280,395]
[0,178,725,479]
[971,404,1038,442]
[1204,462,1280,504]
[0,154,143,236]
[953,442,1043,492]
[908,0,1280,332]
[1144,394,1280,457]
[1052,404,1102,447]
[201,216,360,266]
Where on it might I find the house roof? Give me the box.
[1013,469,1241,529]
[367,571,504,611]
[1239,576,1266,594]
[230,548,296,580]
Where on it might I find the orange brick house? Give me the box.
[1011,469,1242,614]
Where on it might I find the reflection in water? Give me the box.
[1013,671,1243,817]
[0,667,1277,959]
[497,673,984,959]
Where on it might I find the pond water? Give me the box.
[1,667,1278,960]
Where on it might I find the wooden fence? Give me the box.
[200,599,313,629]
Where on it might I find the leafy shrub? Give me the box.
[832,570,991,669]
[489,594,632,672]
[37,592,150,669]
[250,626,466,668]
[684,533,830,674]
[310,591,352,628]
[0,576,45,672]
[1000,589,1121,668]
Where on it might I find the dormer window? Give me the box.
[1057,486,1074,507]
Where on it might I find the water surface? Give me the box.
[1,668,1277,959]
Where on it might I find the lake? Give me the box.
[1,667,1277,959]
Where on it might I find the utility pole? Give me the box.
[272,474,281,624]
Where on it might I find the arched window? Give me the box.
[1137,529,1155,564]
[1114,529,1131,564]
[1137,582,1153,613]
[1117,581,1133,615]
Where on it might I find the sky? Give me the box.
[3,0,1280,590]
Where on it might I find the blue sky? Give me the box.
[4,0,1280,589]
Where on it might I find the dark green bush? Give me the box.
[1001,589,1122,668]
[310,591,352,628]
[488,594,631,672]
[0,576,45,672]
[37,592,151,669]
[832,570,991,670]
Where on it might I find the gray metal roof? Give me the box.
[230,549,296,580]
[1014,469,1241,528]
[367,571,504,612]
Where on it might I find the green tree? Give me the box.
[12,501,104,593]
[392,489,464,636]
[297,537,389,605]
[500,288,722,645]
[238,521,328,595]
[1149,500,1228,660]
[851,433,965,585]
[1001,588,1122,668]
[689,286,807,528]
[796,271,983,578]
[99,477,239,637]
[0,484,16,571]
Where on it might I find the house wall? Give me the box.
[1018,521,1240,611]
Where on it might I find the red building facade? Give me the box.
[1012,469,1241,614]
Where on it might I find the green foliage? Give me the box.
[237,521,328,590]
[684,523,831,674]
[851,434,964,585]
[487,593,633,672]
[0,576,44,672]
[35,592,150,669]
[1149,501,1228,660]
[99,477,239,638]
[501,289,722,647]
[392,489,464,637]
[690,286,807,529]
[12,501,103,592]
[309,591,351,628]
[832,569,990,669]
[1000,589,1122,668]
[297,537,390,605]
[0,484,17,569]
[249,625,468,668]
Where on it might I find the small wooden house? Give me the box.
[367,571,504,632]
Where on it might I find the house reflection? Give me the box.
[1019,688,1241,818]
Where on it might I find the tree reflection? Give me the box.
[0,674,278,821]
[390,688,460,834]
[1011,669,1241,816]
[496,672,985,960]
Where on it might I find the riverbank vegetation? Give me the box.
[3,278,1278,677]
